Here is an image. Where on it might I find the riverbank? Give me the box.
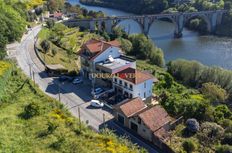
[70,0,232,70]
[79,0,141,14]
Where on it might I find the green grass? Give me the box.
[0,62,145,153]
[37,25,100,72]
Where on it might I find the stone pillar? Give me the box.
[143,16,150,36]
[90,20,95,31]
[105,20,113,34]
[210,12,218,34]
[98,21,102,31]
[216,12,223,25]
[174,14,184,38]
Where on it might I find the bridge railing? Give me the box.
[64,10,228,22]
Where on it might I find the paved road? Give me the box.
[7,25,160,153]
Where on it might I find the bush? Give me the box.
[186,118,200,133]
[23,102,40,119]
[182,139,196,153]
[222,133,232,145]
[216,145,232,153]
[197,122,225,146]
[200,82,228,103]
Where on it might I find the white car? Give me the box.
[90,100,104,108]
[72,78,83,84]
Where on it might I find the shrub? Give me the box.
[46,19,55,29]
[197,122,225,146]
[216,145,232,153]
[182,139,196,153]
[222,133,232,145]
[200,82,228,103]
[186,118,200,133]
[47,120,58,134]
[23,102,40,119]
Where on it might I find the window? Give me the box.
[96,68,100,71]
[119,80,122,85]
[129,94,132,98]
[124,82,128,88]
[114,78,117,83]
[118,114,125,125]
[138,118,141,124]
[144,92,146,98]
[144,82,146,88]
[129,84,133,90]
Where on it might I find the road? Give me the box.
[7,25,160,153]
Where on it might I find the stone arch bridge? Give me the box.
[63,10,227,38]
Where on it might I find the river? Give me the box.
[69,0,232,69]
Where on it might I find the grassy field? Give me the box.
[0,61,145,153]
[37,24,100,72]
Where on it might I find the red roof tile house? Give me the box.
[79,39,157,103]
[113,98,174,149]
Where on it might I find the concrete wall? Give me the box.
[93,46,121,63]
[134,79,153,101]
[113,77,153,102]
[129,117,153,141]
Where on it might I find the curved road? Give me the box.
[7,25,160,153]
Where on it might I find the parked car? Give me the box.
[72,78,83,84]
[91,87,104,96]
[90,100,104,108]
[59,76,73,82]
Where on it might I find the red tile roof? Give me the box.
[79,39,121,60]
[153,127,170,141]
[117,67,154,84]
[117,97,147,117]
[139,105,172,132]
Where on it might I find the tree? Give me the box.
[149,48,165,67]
[46,19,55,29]
[118,38,132,54]
[182,139,197,153]
[40,40,50,54]
[200,82,228,103]
[186,118,200,133]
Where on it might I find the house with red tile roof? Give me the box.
[113,98,174,148]
[79,39,157,103]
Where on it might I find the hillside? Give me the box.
[0,60,145,153]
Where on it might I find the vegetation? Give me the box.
[80,0,232,36]
[64,2,105,19]
[136,60,232,152]
[37,23,100,72]
[167,59,232,102]
[98,28,165,67]
[0,1,28,59]
[80,0,171,14]
[0,61,145,153]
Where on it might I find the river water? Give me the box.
[69,0,232,69]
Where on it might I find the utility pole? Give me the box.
[78,107,81,131]
[28,63,32,78]
[103,113,106,128]
[32,71,35,86]
[58,83,61,102]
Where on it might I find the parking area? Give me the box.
[56,75,127,109]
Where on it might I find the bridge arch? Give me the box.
[147,16,179,36]
[112,18,144,34]
[183,14,212,32]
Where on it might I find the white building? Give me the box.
[79,39,157,103]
